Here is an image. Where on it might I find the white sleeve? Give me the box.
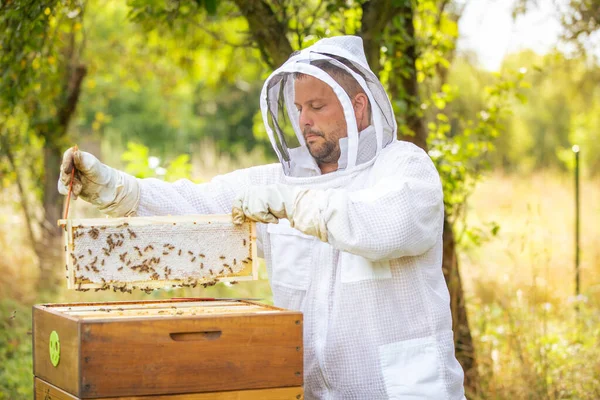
[136,163,282,216]
[320,146,444,261]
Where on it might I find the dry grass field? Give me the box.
[460,172,600,399]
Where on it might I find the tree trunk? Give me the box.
[386,2,428,150]
[35,63,87,290]
[443,217,478,396]
[36,144,66,289]
[385,1,479,396]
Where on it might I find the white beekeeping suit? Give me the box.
[60,35,465,399]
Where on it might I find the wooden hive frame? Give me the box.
[58,215,257,293]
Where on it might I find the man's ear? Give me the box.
[353,93,369,129]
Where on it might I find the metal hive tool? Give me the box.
[58,215,257,293]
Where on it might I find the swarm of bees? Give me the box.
[66,221,253,293]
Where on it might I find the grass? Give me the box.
[1,170,599,399]
[460,171,600,399]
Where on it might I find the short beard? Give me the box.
[304,128,342,164]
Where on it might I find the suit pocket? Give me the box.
[267,220,314,290]
[378,335,446,399]
[340,251,391,283]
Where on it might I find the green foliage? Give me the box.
[430,68,529,223]
[122,142,194,181]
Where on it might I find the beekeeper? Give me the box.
[59,36,465,399]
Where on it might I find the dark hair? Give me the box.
[293,56,372,117]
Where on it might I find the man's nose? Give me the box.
[299,110,313,129]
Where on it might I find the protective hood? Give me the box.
[260,35,397,177]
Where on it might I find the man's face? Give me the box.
[294,75,347,166]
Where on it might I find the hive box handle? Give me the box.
[170,331,222,341]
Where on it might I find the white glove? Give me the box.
[57,147,140,217]
[232,184,328,242]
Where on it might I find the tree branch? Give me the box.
[233,0,293,69]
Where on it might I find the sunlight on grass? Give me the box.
[460,172,600,399]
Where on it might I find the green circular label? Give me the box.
[49,330,60,367]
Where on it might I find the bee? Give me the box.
[191,257,196,262]
[163,251,169,255]
[219,255,226,260]
[178,249,182,256]
[64,245,67,252]
[223,263,229,268]
[123,222,129,227]
[165,244,171,248]
[243,239,247,246]
[119,252,128,262]
[209,269,214,275]
[200,263,204,269]
[231,281,238,285]
[78,255,84,260]
[88,249,92,256]
[199,253,205,258]
[233,259,237,265]
[89,228,100,240]
[101,259,105,266]
[188,251,194,256]
[85,266,90,271]
[126,260,131,266]
[128,229,137,239]
[65,264,68,271]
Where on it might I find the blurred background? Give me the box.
[1,0,599,398]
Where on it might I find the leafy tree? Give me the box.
[0,0,87,285]
[123,0,533,394]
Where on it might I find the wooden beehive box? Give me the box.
[33,299,303,399]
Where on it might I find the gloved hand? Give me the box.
[58,147,140,217]
[232,184,328,242]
